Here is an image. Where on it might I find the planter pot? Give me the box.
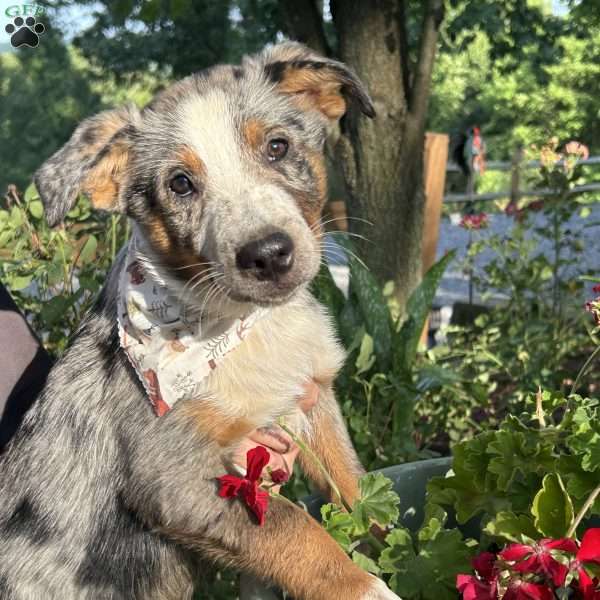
[239,457,453,600]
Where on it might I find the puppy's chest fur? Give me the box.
[201,290,345,431]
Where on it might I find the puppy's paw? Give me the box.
[360,576,401,600]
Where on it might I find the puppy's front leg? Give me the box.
[125,416,397,600]
[298,385,365,507]
[173,493,394,600]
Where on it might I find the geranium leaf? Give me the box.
[352,551,381,575]
[381,526,471,600]
[321,503,356,551]
[379,527,415,574]
[484,511,540,543]
[352,473,400,533]
[531,473,574,538]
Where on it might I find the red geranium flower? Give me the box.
[460,213,489,230]
[457,573,497,600]
[593,285,600,294]
[503,580,554,600]
[499,538,577,586]
[270,468,290,484]
[457,552,498,600]
[576,566,600,600]
[578,529,600,564]
[217,446,271,526]
[570,529,600,599]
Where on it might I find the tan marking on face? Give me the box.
[175,145,207,177]
[242,118,266,151]
[82,141,129,211]
[179,401,256,446]
[145,212,176,255]
[144,213,208,278]
[288,149,327,233]
[277,66,347,120]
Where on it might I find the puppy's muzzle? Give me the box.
[236,232,295,282]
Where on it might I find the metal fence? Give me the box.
[443,155,600,204]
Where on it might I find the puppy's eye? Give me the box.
[169,174,194,196]
[266,138,289,162]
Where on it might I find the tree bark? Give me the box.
[331,0,443,310]
[278,0,331,56]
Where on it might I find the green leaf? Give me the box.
[339,237,393,367]
[427,472,499,524]
[338,300,362,348]
[531,473,574,538]
[7,274,33,291]
[79,234,98,264]
[40,292,83,327]
[382,526,471,600]
[0,230,13,248]
[355,333,376,375]
[487,430,532,491]
[28,200,44,219]
[394,251,455,373]
[352,551,381,575]
[9,206,23,228]
[24,183,39,202]
[415,363,462,392]
[418,509,447,543]
[321,503,356,551]
[453,432,496,492]
[352,472,400,533]
[484,511,540,543]
[311,262,346,318]
[379,527,415,573]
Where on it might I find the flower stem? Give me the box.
[567,482,600,539]
[570,344,600,397]
[367,532,386,553]
[111,215,118,261]
[277,419,352,512]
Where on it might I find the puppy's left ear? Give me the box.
[261,42,375,122]
[34,105,139,227]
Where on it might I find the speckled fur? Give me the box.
[0,43,398,600]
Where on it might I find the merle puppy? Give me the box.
[0,42,399,600]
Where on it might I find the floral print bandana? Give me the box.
[117,235,266,416]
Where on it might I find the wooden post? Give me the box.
[420,132,450,346]
[325,200,348,231]
[510,146,524,205]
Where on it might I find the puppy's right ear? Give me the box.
[34,105,140,227]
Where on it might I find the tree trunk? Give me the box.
[331,0,443,309]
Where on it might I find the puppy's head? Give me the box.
[35,42,374,308]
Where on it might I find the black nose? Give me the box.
[236,232,295,281]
